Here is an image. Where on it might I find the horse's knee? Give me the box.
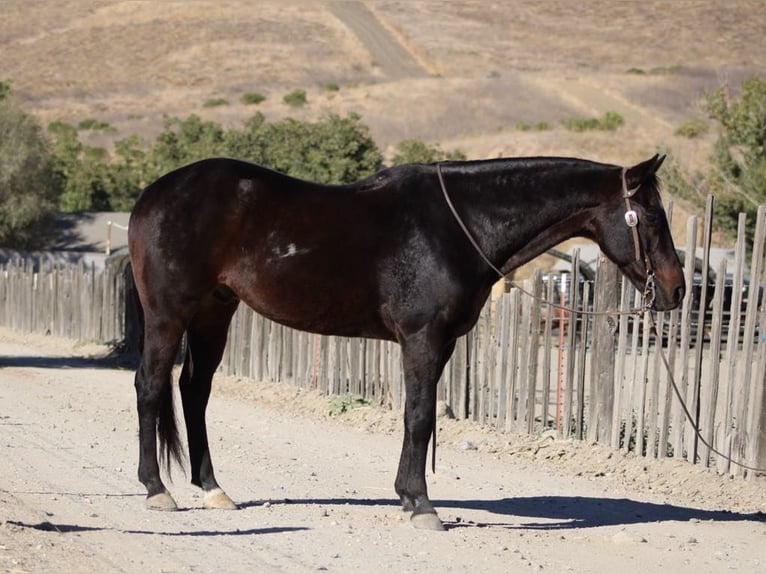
[404,397,436,438]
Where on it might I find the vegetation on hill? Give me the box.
[0,90,59,249]
[704,76,766,242]
[1,76,765,250]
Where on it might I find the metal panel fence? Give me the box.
[1,206,764,475]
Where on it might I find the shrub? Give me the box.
[656,148,702,203]
[0,100,60,248]
[675,119,708,138]
[39,110,387,212]
[390,139,466,165]
[600,111,624,130]
[515,121,551,132]
[78,118,115,132]
[240,92,266,105]
[202,97,229,108]
[328,393,370,416]
[0,80,12,101]
[704,76,766,242]
[564,111,624,132]
[283,89,307,107]
[323,82,340,92]
[564,117,601,132]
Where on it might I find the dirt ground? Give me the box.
[0,328,764,574]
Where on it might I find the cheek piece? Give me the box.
[621,167,655,310]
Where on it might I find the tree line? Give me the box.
[1,77,766,250]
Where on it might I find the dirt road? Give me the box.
[1,329,764,574]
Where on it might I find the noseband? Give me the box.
[437,163,657,311]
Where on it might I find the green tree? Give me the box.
[705,76,766,240]
[225,112,383,183]
[150,114,227,176]
[390,139,466,165]
[0,100,60,248]
[48,121,112,211]
[107,135,150,211]
[45,111,385,212]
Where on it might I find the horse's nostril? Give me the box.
[674,285,686,305]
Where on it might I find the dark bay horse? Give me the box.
[128,154,685,530]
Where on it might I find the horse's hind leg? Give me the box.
[135,318,186,511]
[179,290,240,509]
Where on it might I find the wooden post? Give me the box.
[589,256,619,443]
[746,205,766,476]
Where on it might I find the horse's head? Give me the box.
[592,154,685,311]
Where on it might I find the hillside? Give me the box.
[2,0,765,242]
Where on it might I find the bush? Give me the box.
[564,111,624,132]
[0,100,60,249]
[675,119,708,138]
[202,97,229,108]
[48,121,113,211]
[77,118,116,133]
[240,92,266,105]
[44,111,386,213]
[390,139,466,165]
[283,89,307,107]
[516,121,550,132]
[656,149,702,203]
[0,80,13,101]
[225,112,383,183]
[704,76,766,242]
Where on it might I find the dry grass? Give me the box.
[2,0,765,237]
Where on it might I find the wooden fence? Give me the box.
[1,205,765,476]
[0,257,128,343]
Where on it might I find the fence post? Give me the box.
[589,255,618,443]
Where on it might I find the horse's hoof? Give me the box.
[411,511,446,531]
[146,491,178,511]
[203,488,237,510]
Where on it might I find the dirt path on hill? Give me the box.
[327,1,430,80]
[0,329,764,574]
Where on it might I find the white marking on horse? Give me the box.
[271,242,311,260]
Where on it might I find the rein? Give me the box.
[436,162,766,475]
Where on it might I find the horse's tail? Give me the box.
[128,261,185,477]
[158,368,185,478]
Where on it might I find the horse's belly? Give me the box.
[229,268,392,340]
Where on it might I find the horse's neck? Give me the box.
[460,174,604,275]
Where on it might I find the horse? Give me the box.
[128,153,685,530]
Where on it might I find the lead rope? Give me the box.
[648,313,766,474]
[436,163,766,475]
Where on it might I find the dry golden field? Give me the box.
[2,0,766,233]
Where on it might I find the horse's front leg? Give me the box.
[395,332,455,531]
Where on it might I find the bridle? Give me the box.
[436,163,657,315]
[621,166,656,310]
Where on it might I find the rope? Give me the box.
[647,313,766,474]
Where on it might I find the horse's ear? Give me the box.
[625,154,665,189]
